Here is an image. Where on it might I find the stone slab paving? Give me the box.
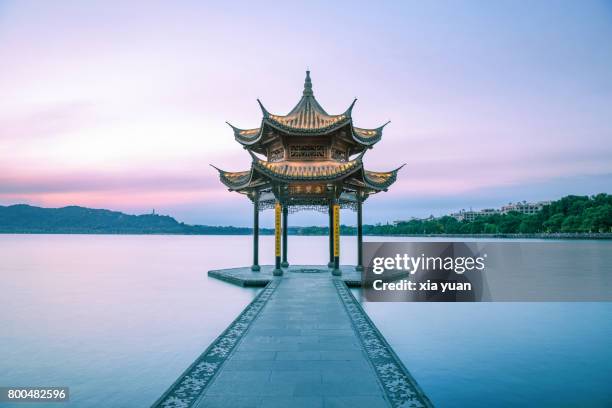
[153,268,432,408]
[208,265,362,287]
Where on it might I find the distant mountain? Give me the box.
[0,204,253,234]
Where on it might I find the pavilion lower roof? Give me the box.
[213,158,403,194]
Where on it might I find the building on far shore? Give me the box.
[501,200,551,215]
[392,215,435,225]
[449,200,551,221]
[393,200,553,224]
[451,208,499,222]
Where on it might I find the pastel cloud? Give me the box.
[1,1,611,225]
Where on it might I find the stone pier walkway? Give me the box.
[153,268,432,408]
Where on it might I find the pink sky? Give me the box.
[1,1,611,226]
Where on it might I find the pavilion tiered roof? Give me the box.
[213,71,402,208]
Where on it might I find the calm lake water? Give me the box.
[1,234,611,407]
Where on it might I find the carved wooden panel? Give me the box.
[289,145,326,159]
[269,147,284,161]
[288,184,326,195]
[331,148,346,161]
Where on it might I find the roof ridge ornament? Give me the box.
[303,70,313,96]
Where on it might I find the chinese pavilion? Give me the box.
[212,71,402,276]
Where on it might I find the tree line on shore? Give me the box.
[358,194,612,235]
[288,194,612,235]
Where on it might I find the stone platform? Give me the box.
[153,267,432,408]
[208,265,363,287]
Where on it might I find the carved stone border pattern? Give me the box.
[333,279,434,408]
[152,279,280,408]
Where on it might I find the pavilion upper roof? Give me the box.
[226,71,388,149]
[264,71,351,132]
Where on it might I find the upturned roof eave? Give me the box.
[227,121,265,146]
[211,165,257,191]
[232,120,385,149]
[212,162,404,195]
[361,164,405,190]
[350,121,390,146]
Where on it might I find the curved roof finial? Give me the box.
[394,163,407,172]
[303,70,313,96]
[225,121,240,131]
[345,98,358,116]
[256,99,269,118]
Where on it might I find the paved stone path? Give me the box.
[153,268,432,408]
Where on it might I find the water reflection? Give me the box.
[1,235,611,407]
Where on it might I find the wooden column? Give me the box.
[332,202,341,276]
[273,201,283,276]
[281,205,289,268]
[251,191,260,272]
[328,201,334,267]
[356,192,364,272]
